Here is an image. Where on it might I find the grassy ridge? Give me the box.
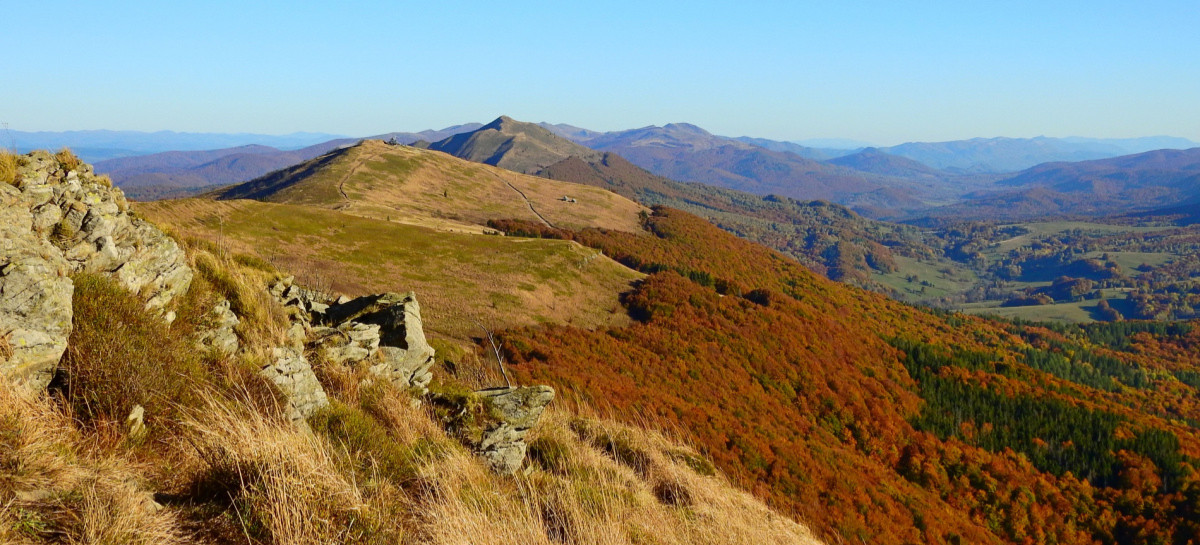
[214,140,646,234]
[135,198,643,340]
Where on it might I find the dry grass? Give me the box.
[137,198,642,341]
[187,245,291,348]
[218,139,648,234]
[0,151,19,186]
[54,148,82,171]
[0,378,184,544]
[181,394,388,544]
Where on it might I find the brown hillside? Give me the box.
[213,139,646,234]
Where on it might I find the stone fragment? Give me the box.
[435,385,555,474]
[196,299,240,355]
[126,404,147,440]
[260,347,329,423]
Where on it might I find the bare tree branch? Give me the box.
[472,318,512,388]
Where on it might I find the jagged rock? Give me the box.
[2,151,194,388]
[373,346,436,394]
[319,291,435,391]
[196,299,239,355]
[437,385,555,475]
[261,346,329,423]
[0,183,74,390]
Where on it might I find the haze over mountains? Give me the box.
[5,129,347,162]
[55,116,1198,223]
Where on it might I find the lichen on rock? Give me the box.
[1,150,193,389]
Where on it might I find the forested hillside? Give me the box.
[490,207,1200,545]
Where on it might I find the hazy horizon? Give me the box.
[3,1,1198,145]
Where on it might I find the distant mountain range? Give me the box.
[878,135,1198,174]
[415,116,943,285]
[563,123,919,208]
[92,124,483,200]
[915,147,1200,221]
[62,118,1200,222]
[4,129,350,162]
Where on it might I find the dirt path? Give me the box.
[335,152,378,208]
[490,172,554,228]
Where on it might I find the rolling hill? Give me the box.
[416,116,601,174]
[828,147,950,179]
[211,138,646,234]
[136,198,643,340]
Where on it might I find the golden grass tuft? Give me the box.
[0,151,19,186]
[181,394,388,544]
[54,147,82,171]
[0,378,184,544]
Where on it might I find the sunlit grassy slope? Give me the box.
[136,198,643,340]
[212,139,646,234]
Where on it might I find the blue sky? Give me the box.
[2,1,1197,145]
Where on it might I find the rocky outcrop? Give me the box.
[1,150,193,389]
[262,346,330,424]
[269,276,437,395]
[0,183,73,389]
[261,277,439,423]
[319,291,436,393]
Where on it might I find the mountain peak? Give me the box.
[423,115,599,175]
[662,122,711,135]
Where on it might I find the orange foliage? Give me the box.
[493,207,1200,545]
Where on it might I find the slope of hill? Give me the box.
[489,206,1200,545]
[999,147,1200,195]
[537,152,946,285]
[212,139,646,234]
[136,198,642,340]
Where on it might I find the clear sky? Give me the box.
[2,0,1198,145]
